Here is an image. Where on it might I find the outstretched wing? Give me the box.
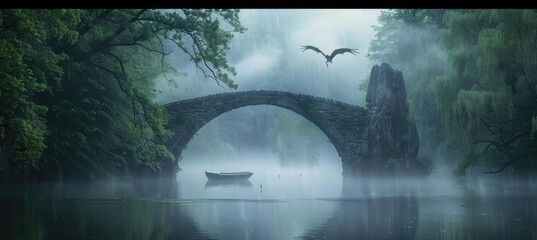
[329,48,359,60]
[300,45,326,56]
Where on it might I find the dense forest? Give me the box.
[369,9,537,175]
[0,9,245,180]
[1,9,537,181]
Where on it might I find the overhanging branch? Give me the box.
[484,152,537,174]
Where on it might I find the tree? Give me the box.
[268,112,323,167]
[0,9,245,180]
[368,9,450,157]
[433,9,537,175]
[0,9,80,178]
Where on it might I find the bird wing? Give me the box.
[300,45,326,56]
[329,48,359,59]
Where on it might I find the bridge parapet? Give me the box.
[165,90,369,177]
[162,63,426,178]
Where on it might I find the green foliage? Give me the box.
[142,9,245,89]
[0,9,245,180]
[0,9,79,177]
[368,9,450,155]
[370,9,537,174]
[432,75,460,140]
[268,112,323,167]
[187,123,236,158]
[453,144,479,176]
[433,9,537,174]
[530,114,537,140]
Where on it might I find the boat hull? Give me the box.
[205,171,253,180]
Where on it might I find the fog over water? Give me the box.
[3,9,537,240]
[160,10,537,239]
[178,150,342,200]
[158,10,384,185]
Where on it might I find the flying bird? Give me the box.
[300,45,359,67]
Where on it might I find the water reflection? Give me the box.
[416,177,537,240]
[205,179,254,188]
[0,178,212,240]
[190,174,335,240]
[300,176,537,240]
[301,177,422,239]
[2,174,537,239]
[0,177,180,200]
[301,196,419,239]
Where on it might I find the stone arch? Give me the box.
[161,64,427,178]
[164,90,370,177]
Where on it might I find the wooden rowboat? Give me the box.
[204,171,254,180]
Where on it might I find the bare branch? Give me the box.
[108,41,171,56]
[473,140,512,152]
[87,60,147,142]
[78,9,115,37]
[481,119,500,135]
[168,37,224,88]
[484,152,537,174]
[81,9,148,60]
[503,131,530,146]
[101,50,155,136]
[137,15,231,88]
[191,34,226,88]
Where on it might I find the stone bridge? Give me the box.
[163,63,426,177]
[164,90,370,177]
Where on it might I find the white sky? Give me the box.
[160,9,384,104]
[232,9,383,104]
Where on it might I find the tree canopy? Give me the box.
[0,9,245,180]
[368,9,450,156]
[369,9,537,175]
[433,9,537,175]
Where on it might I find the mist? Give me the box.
[157,10,382,178]
[157,9,380,101]
[4,9,537,240]
[163,10,537,238]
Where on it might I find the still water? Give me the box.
[1,157,537,239]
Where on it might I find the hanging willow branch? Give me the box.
[475,116,536,174]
